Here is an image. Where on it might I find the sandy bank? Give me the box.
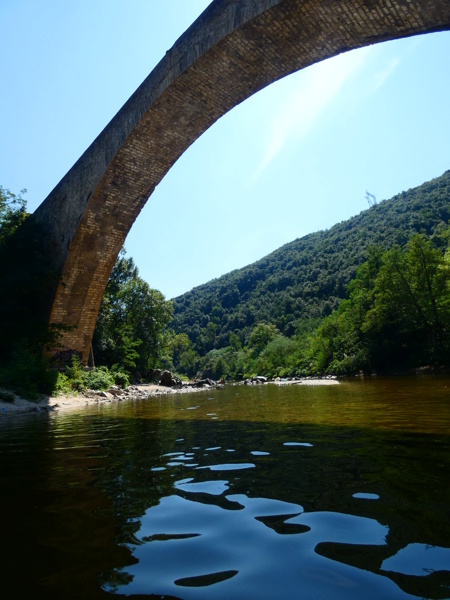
[0,384,180,415]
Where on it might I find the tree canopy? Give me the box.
[171,170,450,362]
[92,249,173,374]
[0,186,28,247]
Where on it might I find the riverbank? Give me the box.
[0,383,194,415]
[0,378,340,415]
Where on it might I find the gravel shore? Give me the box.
[0,378,339,416]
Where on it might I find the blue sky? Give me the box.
[1,1,449,299]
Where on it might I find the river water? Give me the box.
[0,376,449,599]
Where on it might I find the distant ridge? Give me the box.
[172,170,450,354]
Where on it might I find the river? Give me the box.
[0,376,449,599]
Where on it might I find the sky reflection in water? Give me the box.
[98,379,450,599]
[1,377,449,599]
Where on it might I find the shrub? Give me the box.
[0,390,15,403]
[111,367,130,388]
[0,347,58,399]
[64,356,85,390]
[83,367,114,391]
[54,372,73,395]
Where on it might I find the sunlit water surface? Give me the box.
[1,377,449,599]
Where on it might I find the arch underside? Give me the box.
[32,0,450,362]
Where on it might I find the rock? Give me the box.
[126,386,141,394]
[252,376,267,384]
[192,378,216,388]
[147,369,163,382]
[159,371,182,388]
[107,386,123,396]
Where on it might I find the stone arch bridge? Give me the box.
[32,0,450,363]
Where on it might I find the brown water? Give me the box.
[0,376,449,599]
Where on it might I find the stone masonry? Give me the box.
[31,0,450,363]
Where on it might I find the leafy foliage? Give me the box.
[362,234,450,367]
[305,233,450,374]
[0,186,28,245]
[172,171,450,358]
[170,171,450,378]
[183,232,450,380]
[0,187,66,395]
[55,357,129,394]
[162,333,200,378]
[0,345,59,399]
[92,249,173,375]
[0,390,15,403]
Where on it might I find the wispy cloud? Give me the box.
[370,57,400,91]
[250,47,371,182]
[369,34,422,96]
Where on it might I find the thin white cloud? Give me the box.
[357,36,422,100]
[370,57,400,91]
[250,47,371,182]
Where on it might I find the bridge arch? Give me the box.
[32,0,450,362]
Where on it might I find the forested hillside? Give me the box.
[2,171,448,394]
[172,170,450,355]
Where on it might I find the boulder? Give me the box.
[107,386,122,397]
[252,376,267,384]
[147,369,163,382]
[192,378,216,388]
[159,370,182,388]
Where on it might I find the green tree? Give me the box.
[164,332,200,377]
[256,335,297,377]
[229,332,242,351]
[0,186,64,395]
[0,186,61,356]
[198,347,237,380]
[93,249,173,373]
[305,234,450,375]
[178,348,199,378]
[171,170,450,363]
[170,333,192,366]
[0,186,28,247]
[363,234,450,365]
[248,322,279,354]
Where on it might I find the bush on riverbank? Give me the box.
[0,348,59,399]
[55,358,130,394]
[0,390,15,403]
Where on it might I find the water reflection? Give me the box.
[381,544,450,577]
[98,412,449,599]
[0,377,449,599]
